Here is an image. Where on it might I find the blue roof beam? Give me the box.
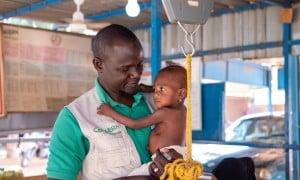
[0,1,151,23]
[260,0,291,7]
[159,41,282,61]
[86,2,151,21]
[0,0,68,20]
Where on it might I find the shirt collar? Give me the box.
[95,78,144,108]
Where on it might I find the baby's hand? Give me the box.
[139,83,154,93]
[97,103,113,115]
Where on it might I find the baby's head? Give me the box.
[153,65,187,108]
[155,65,187,89]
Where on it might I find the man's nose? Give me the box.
[129,67,141,78]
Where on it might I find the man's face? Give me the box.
[97,41,144,97]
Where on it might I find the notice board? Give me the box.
[0,26,6,117]
[1,24,96,114]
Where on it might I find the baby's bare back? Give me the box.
[148,106,186,154]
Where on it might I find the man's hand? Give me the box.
[149,148,183,178]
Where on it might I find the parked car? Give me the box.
[225,112,285,144]
[193,112,285,180]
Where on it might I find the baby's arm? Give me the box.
[97,103,118,118]
[97,103,163,129]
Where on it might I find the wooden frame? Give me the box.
[0,25,7,117]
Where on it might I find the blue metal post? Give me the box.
[283,11,292,179]
[285,4,300,178]
[267,70,273,112]
[287,56,300,180]
[150,0,162,83]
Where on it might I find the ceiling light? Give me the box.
[125,0,140,17]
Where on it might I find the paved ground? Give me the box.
[0,156,47,177]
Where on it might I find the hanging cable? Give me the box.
[160,22,203,180]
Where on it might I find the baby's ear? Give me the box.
[178,88,187,99]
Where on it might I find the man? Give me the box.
[47,24,153,180]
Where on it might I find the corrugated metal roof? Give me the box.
[0,0,294,31]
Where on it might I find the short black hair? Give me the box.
[156,65,187,88]
[212,157,256,180]
[91,24,142,59]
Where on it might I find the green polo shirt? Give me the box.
[47,79,152,180]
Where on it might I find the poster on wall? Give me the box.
[0,26,6,117]
[2,24,96,113]
[162,58,202,130]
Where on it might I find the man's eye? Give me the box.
[136,62,144,69]
[120,67,129,72]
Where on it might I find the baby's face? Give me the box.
[153,76,180,109]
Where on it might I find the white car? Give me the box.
[193,112,285,180]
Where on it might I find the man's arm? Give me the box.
[47,107,87,180]
[98,103,164,128]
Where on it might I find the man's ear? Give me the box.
[93,58,103,72]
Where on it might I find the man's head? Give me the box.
[91,24,143,60]
[153,65,187,108]
[92,24,144,100]
[212,157,256,180]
